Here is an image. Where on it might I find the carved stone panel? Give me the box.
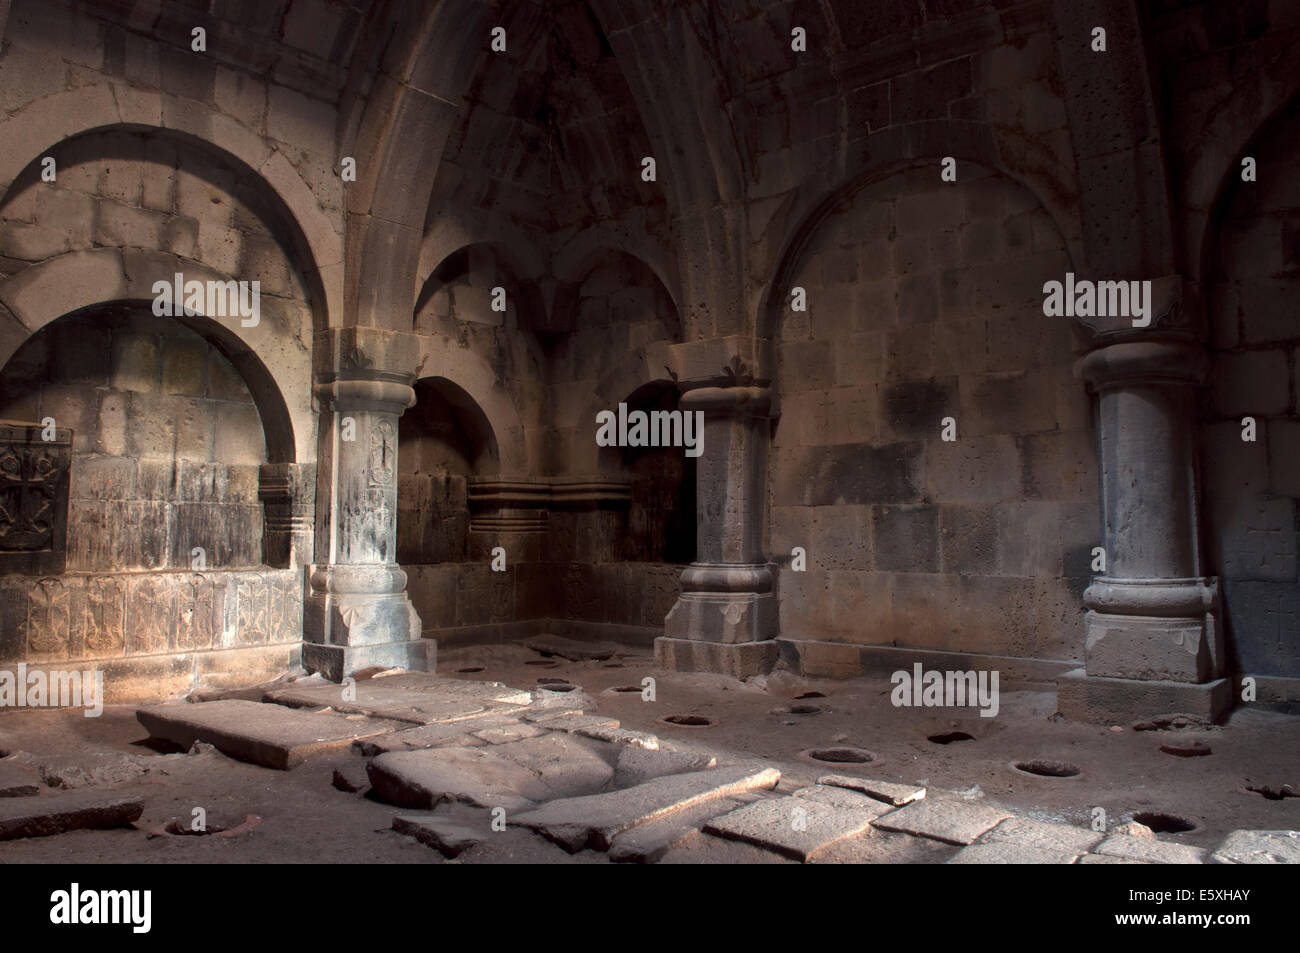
[0,422,71,574]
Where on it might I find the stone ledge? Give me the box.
[1056,668,1232,724]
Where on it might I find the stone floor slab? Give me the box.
[871,797,1011,845]
[392,814,484,858]
[137,700,405,770]
[264,673,532,724]
[613,746,716,787]
[0,790,144,840]
[979,816,1104,856]
[1210,829,1300,864]
[703,794,879,862]
[948,842,1079,864]
[818,774,925,806]
[513,764,781,852]
[367,733,615,812]
[525,635,623,661]
[792,784,896,817]
[608,797,743,864]
[1095,834,1207,864]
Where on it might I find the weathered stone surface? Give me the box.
[526,712,620,732]
[1209,830,1300,865]
[574,725,658,749]
[367,733,615,812]
[872,797,1011,845]
[0,760,41,797]
[613,746,716,787]
[525,634,622,660]
[791,784,895,818]
[392,813,484,858]
[332,761,370,793]
[704,793,881,862]
[471,721,548,745]
[0,790,144,839]
[979,816,1104,856]
[137,700,404,770]
[949,842,1079,864]
[608,798,743,864]
[1077,853,1150,864]
[513,765,782,852]
[264,673,531,724]
[1095,834,1207,864]
[818,774,925,806]
[354,722,486,756]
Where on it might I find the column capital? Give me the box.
[1075,338,1208,390]
[313,374,415,414]
[679,383,772,416]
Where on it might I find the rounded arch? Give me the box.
[0,84,342,328]
[757,147,1080,347]
[0,250,303,463]
[553,222,683,319]
[411,336,527,477]
[414,241,549,332]
[405,376,501,475]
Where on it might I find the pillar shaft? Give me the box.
[303,373,431,680]
[656,384,778,677]
[1059,339,1230,722]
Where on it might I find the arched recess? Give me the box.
[0,300,286,572]
[397,376,500,566]
[411,335,528,478]
[766,160,1095,664]
[0,85,341,327]
[595,379,697,565]
[758,131,1083,348]
[414,242,549,334]
[1197,93,1300,686]
[0,250,305,463]
[553,223,683,323]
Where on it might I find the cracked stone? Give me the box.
[0,790,144,840]
[872,797,1011,845]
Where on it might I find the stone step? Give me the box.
[263,673,532,725]
[0,790,144,840]
[704,788,890,862]
[367,733,616,813]
[136,699,404,770]
[613,746,715,787]
[512,764,781,853]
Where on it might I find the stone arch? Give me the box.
[415,242,548,333]
[411,336,527,477]
[0,84,342,328]
[758,132,1081,347]
[553,223,683,320]
[0,249,304,464]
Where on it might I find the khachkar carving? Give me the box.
[305,370,430,681]
[0,421,71,574]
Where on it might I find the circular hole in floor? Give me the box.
[606,685,642,694]
[658,714,714,727]
[1131,811,1197,834]
[802,746,876,765]
[1012,759,1081,779]
[454,666,485,674]
[771,704,823,715]
[525,659,560,668]
[1159,741,1212,758]
[928,731,975,745]
[538,683,577,693]
[602,663,624,668]
[536,677,569,685]
[795,691,826,699]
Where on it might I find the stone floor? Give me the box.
[0,640,1296,864]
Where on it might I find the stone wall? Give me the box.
[772,165,1097,662]
[1202,98,1300,681]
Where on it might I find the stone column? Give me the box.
[656,383,779,677]
[1058,338,1231,721]
[303,371,430,680]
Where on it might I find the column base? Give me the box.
[654,636,779,678]
[1056,667,1233,724]
[663,590,778,644]
[302,638,436,682]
